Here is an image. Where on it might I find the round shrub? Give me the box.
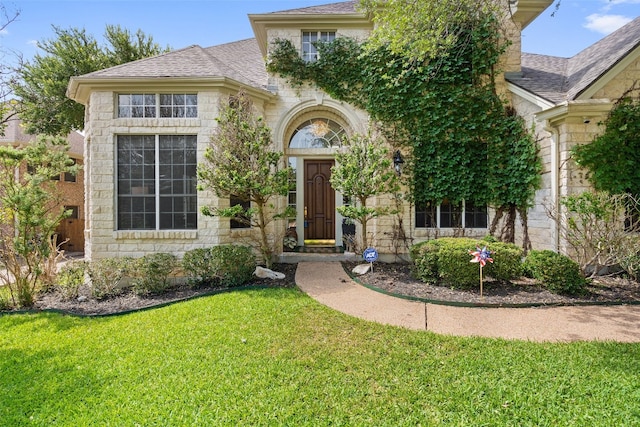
[183,245,256,288]
[410,237,523,289]
[523,250,587,295]
[131,253,178,296]
[209,245,256,287]
[182,248,217,288]
[87,257,134,300]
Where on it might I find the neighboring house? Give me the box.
[0,116,85,253]
[66,0,640,261]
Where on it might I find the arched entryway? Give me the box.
[284,113,351,249]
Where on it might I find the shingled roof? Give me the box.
[269,0,358,15]
[73,38,268,90]
[508,16,640,104]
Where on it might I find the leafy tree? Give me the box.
[572,88,640,196]
[0,135,78,307]
[330,132,400,250]
[198,91,294,268]
[0,3,20,135]
[11,25,169,136]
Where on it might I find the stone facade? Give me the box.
[68,1,639,262]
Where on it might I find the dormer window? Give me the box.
[302,31,335,62]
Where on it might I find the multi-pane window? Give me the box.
[63,159,77,182]
[118,94,156,118]
[117,135,197,230]
[302,31,336,62]
[118,94,197,118]
[416,200,487,229]
[160,94,198,118]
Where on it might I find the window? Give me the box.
[117,135,197,230]
[230,195,251,229]
[118,94,197,118]
[64,159,77,182]
[302,31,335,62]
[416,200,487,229]
[289,119,345,148]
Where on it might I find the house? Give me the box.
[0,115,85,253]
[66,1,640,262]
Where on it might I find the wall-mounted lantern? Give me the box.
[393,150,404,176]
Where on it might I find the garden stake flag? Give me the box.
[469,246,494,297]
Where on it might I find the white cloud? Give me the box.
[584,13,633,34]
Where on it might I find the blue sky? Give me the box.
[0,0,638,64]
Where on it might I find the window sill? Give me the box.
[114,230,198,240]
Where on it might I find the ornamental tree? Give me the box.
[330,132,400,250]
[12,25,168,136]
[0,135,78,307]
[198,91,294,268]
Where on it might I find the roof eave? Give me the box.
[509,0,554,29]
[67,76,276,105]
[535,99,614,127]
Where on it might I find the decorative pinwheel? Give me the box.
[469,246,494,297]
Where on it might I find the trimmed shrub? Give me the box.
[87,257,134,300]
[182,248,217,288]
[56,260,86,301]
[210,245,256,287]
[182,245,256,288]
[410,237,523,289]
[131,253,178,296]
[523,250,587,295]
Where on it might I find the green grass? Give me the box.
[1,288,639,426]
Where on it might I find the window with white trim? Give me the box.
[416,200,487,229]
[118,94,198,118]
[117,135,197,230]
[302,31,336,62]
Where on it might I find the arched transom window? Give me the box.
[289,119,345,148]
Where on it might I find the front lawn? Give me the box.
[1,288,638,425]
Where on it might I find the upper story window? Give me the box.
[118,94,198,118]
[302,31,335,62]
[416,200,487,229]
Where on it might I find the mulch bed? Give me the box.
[6,262,640,316]
[345,261,640,307]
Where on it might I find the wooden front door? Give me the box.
[304,160,335,240]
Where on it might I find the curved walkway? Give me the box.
[295,262,640,343]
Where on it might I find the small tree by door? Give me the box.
[330,131,399,251]
[198,91,294,268]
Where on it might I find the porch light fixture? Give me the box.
[393,150,404,176]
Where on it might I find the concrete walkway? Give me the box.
[295,262,640,343]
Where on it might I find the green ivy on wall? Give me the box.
[267,13,541,246]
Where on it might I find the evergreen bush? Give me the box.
[523,250,587,295]
[87,257,133,300]
[410,237,523,289]
[183,245,256,288]
[131,253,178,296]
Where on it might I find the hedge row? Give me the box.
[410,238,587,295]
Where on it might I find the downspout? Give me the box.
[544,123,560,252]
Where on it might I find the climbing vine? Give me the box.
[267,9,541,247]
[572,84,640,196]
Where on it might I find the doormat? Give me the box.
[291,246,345,254]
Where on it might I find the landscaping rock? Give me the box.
[254,266,286,280]
[352,264,372,275]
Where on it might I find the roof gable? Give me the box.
[509,16,640,104]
